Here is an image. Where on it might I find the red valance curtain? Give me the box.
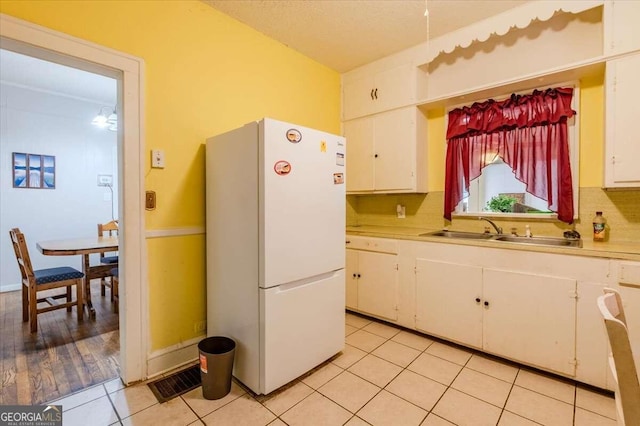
[444,87,576,223]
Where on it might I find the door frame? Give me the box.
[0,13,148,384]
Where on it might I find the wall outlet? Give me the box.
[145,191,156,210]
[396,204,406,219]
[194,320,206,333]
[97,174,113,186]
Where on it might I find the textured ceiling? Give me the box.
[204,0,530,72]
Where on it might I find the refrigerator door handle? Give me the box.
[277,270,342,293]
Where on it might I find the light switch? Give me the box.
[151,149,165,168]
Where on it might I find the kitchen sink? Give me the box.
[420,230,582,248]
[419,230,495,240]
[492,235,583,247]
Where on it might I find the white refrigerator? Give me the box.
[206,118,346,395]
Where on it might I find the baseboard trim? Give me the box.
[146,335,204,378]
[0,284,21,293]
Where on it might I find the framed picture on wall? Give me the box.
[12,152,56,189]
[28,154,41,188]
[12,152,27,188]
[42,155,56,188]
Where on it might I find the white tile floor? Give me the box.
[49,312,617,425]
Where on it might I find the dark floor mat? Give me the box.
[147,364,201,403]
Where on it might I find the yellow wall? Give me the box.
[0,1,341,351]
[426,108,446,192]
[579,73,605,187]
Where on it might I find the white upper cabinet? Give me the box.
[604,0,640,56]
[344,106,427,194]
[342,63,416,121]
[604,54,640,188]
[344,115,374,192]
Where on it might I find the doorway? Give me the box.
[0,47,121,404]
[0,14,146,394]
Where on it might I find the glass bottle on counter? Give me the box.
[593,211,607,242]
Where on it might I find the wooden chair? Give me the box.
[110,267,119,314]
[597,288,640,426]
[9,228,84,333]
[97,220,119,300]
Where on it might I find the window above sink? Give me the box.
[447,84,580,223]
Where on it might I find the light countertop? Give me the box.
[346,225,640,261]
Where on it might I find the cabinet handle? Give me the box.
[357,274,361,278]
[353,273,357,278]
[374,154,379,158]
[346,240,351,244]
[484,301,490,307]
[374,88,378,99]
[370,89,375,100]
[475,298,481,303]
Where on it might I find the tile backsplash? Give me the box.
[347,187,640,243]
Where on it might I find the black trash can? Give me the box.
[198,336,236,400]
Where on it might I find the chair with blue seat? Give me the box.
[597,287,640,425]
[9,228,84,333]
[97,220,118,300]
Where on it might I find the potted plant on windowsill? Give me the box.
[486,194,517,213]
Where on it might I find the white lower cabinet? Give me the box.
[415,259,577,376]
[415,260,483,348]
[575,281,611,389]
[344,236,622,389]
[346,237,398,321]
[482,269,577,376]
[345,249,359,311]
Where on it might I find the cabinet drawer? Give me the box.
[345,236,397,254]
[620,262,640,287]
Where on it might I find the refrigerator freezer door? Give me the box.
[259,269,345,394]
[260,119,346,288]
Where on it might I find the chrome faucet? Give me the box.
[478,217,503,235]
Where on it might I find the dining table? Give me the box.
[37,236,119,318]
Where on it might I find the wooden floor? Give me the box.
[0,279,120,405]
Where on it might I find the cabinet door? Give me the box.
[343,64,415,121]
[343,75,375,121]
[344,117,375,192]
[483,269,577,376]
[374,64,415,113]
[374,108,416,191]
[605,54,640,187]
[345,249,358,310]
[618,269,640,389]
[575,281,610,390]
[358,251,398,321]
[604,1,640,55]
[415,259,483,348]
